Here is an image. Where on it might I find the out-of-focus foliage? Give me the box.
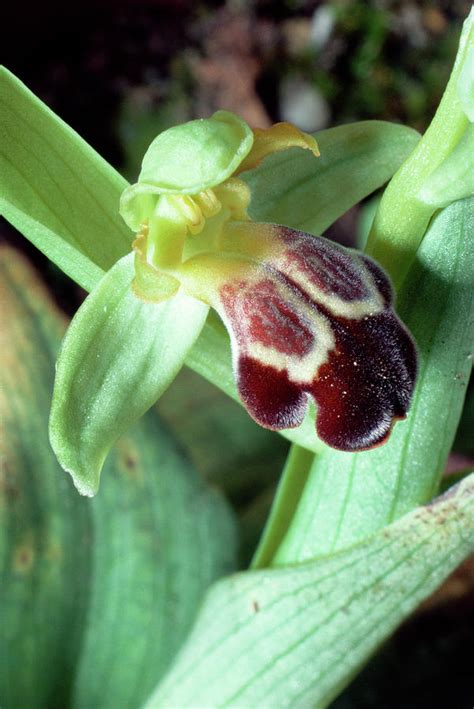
[0,248,237,708]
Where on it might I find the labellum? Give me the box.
[179,222,418,451]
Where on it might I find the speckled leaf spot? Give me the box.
[184,223,417,451]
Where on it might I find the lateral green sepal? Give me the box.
[49,254,209,496]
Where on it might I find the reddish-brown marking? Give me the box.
[280,229,371,301]
[219,225,417,451]
[308,310,417,450]
[221,278,315,357]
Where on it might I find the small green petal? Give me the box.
[120,182,162,232]
[49,254,209,496]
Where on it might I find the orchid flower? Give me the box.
[50,111,417,496]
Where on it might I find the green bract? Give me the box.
[419,124,474,207]
[457,17,474,120]
[120,110,253,231]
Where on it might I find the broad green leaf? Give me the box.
[0,248,91,708]
[0,247,236,708]
[273,197,473,564]
[50,254,208,497]
[149,474,474,708]
[243,120,420,235]
[71,408,236,709]
[0,66,130,291]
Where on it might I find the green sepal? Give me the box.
[0,66,131,292]
[49,254,209,496]
[457,8,474,120]
[120,111,253,231]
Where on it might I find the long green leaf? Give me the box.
[0,249,91,708]
[243,120,419,235]
[0,247,236,707]
[273,197,473,563]
[0,66,130,290]
[149,474,474,708]
[72,409,236,709]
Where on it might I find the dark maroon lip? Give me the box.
[217,226,418,452]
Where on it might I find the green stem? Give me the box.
[250,444,314,570]
[366,10,473,289]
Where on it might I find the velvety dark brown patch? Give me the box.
[238,356,307,429]
[310,310,417,450]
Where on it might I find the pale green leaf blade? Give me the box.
[0,199,105,292]
[0,247,237,708]
[149,475,474,709]
[0,67,131,284]
[50,254,209,496]
[274,196,473,563]
[243,121,420,235]
[0,248,92,707]
[72,410,236,709]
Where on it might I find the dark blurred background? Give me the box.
[1,0,470,302]
[2,0,470,176]
[1,2,473,707]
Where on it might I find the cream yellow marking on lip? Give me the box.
[220,222,385,320]
[275,250,385,319]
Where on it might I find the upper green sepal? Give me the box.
[120,111,253,231]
